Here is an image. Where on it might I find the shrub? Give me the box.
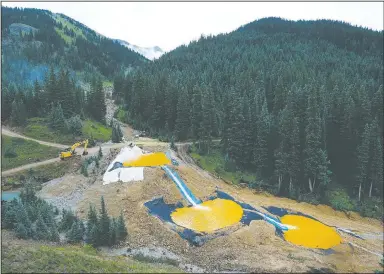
[299,193,321,205]
[356,197,383,219]
[4,147,17,158]
[214,166,224,175]
[81,161,89,177]
[224,159,236,172]
[65,115,83,135]
[325,188,355,211]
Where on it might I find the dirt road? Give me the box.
[1,125,168,176]
[2,128,68,149]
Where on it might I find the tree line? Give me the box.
[113,18,383,202]
[2,67,107,130]
[2,182,127,247]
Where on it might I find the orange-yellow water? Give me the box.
[123,152,171,167]
[281,214,342,249]
[171,198,244,233]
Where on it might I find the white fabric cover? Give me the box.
[103,146,144,184]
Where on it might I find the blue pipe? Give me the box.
[162,165,201,206]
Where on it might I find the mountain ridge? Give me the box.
[1,6,148,88]
[114,39,165,60]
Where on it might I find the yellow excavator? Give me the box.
[60,139,89,160]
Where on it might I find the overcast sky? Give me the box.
[2,2,383,52]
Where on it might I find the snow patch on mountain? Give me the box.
[115,39,165,60]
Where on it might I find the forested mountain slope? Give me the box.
[1,7,147,144]
[114,17,383,208]
[1,7,148,90]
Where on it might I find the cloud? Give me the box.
[2,2,383,51]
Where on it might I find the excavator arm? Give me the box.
[60,139,89,159]
[82,139,89,155]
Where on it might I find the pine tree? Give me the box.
[89,224,100,247]
[111,124,123,143]
[304,91,322,193]
[199,91,213,154]
[49,103,66,132]
[116,211,128,243]
[109,218,117,246]
[191,85,202,140]
[15,203,33,237]
[10,99,27,126]
[255,99,271,176]
[117,123,123,140]
[289,117,301,197]
[175,88,190,141]
[15,223,29,239]
[88,78,106,123]
[86,204,98,236]
[2,87,13,122]
[35,214,50,240]
[67,220,83,243]
[227,95,245,165]
[99,196,110,246]
[3,202,17,229]
[50,225,60,242]
[318,149,332,192]
[356,123,370,201]
[65,115,83,135]
[368,120,383,198]
[45,66,57,106]
[59,208,77,232]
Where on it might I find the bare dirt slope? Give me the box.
[36,143,383,273]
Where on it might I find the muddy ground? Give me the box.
[34,142,384,273]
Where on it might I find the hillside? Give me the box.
[1,7,145,143]
[1,7,148,90]
[113,17,383,215]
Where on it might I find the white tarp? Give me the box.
[103,146,144,184]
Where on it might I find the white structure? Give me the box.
[103,146,144,184]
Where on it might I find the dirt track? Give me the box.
[2,128,68,149]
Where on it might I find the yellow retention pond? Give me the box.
[170,198,244,233]
[280,214,342,249]
[123,152,171,167]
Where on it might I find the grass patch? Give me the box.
[55,14,86,40]
[189,144,256,185]
[1,157,79,190]
[115,108,126,123]
[102,81,113,88]
[22,117,74,145]
[1,135,61,171]
[131,253,180,267]
[54,27,73,44]
[82,120,112,142]
[20,117,111,145]
[1,243,182,273]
